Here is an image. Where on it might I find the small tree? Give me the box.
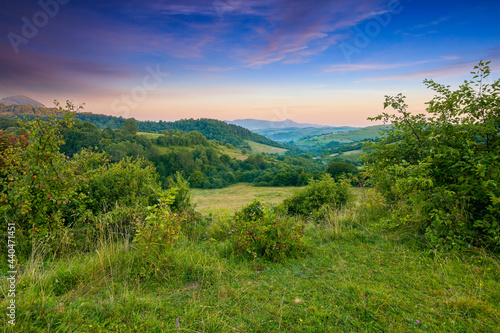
[363,61,500,251]
[326,161,358,181]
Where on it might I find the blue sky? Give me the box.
[1,0,499,126]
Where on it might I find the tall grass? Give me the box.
[2,187,499,332]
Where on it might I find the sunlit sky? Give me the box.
[1,0,499,126]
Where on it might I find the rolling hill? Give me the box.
[0,104,288,150]
[0,95,45,107]
[295,124,390,147]
[254,126,359,143]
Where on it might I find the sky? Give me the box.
[1,0,499,126]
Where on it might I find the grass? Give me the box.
[324,149,365,164]
[136,132,162,139]
[191,183,303,214]
[245,140,288,155]
[2,188,499,332]
[296,125,390,147]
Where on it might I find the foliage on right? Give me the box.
[363,61,499,251]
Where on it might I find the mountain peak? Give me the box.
[225,118,328,130]
[0,95,45,107]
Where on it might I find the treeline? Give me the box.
[0,106,288,149]
[0,103,65,117]
[0,116,324,189]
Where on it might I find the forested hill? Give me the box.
[0,103,65,117]
[0,105,287,149]
[150,118,288,148]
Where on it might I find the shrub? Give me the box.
[326,161,358,181]
[133,190,180,252]
[83,157,160,214]
[230,202,306,262]
[363,61,500,251]
[0,103,90,256]
[281,174,351,217]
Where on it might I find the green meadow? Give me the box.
[2,186,499,332]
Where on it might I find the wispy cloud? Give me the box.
[325,56,460,72]
[185,65,235,72]
[360,56,500,82]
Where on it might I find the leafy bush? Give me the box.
[230,202,306,261]
[0,103,91,255]
[281,174,351,217]
[83,157,160,214]
[133,191,180,252]
[363,61,500,251]
[326,161,358,181]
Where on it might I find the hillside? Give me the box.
[0,105,288,149]
[0,95,45,107]
[295,124,390,147]
[254,126,359,143]
[0,103,63,117]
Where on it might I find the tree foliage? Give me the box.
[363,61,500,251]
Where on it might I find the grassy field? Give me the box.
[2,188,499,332]
[191,183,302,214]
[296,125,390,147]
[245,140,288,155]
[324,149,365,164]
[137,132,162,139]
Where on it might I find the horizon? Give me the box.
[1,0,499,127]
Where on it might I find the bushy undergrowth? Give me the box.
[363,62,500,252]
[281,174,351,218]
[230,200,307,262]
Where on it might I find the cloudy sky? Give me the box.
[1,0,499,126]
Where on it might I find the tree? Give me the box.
[121,118,138,135]
[326,161,358,181]
[363,61,500,251]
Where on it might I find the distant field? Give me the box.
[254,126,359,143]
[325,149,365,164]
[245,140,288,155]
[191,183,302,214]
[137,132,162,139]
[296,124,390,147]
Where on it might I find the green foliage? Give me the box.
[121,118,139,135]
[326,161,359,180]
[230,202,306,261]
[133,190,180,252]
[281,174,351,217]
[83,157,160,214]
[0,102,89,254]
[363,61,500,252]
[166,172,192,212]
[234,199,266,221]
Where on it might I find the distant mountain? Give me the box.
[254,126,360,143]
[0,95,45,107]
[225,119,329,130]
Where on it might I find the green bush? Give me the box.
[0,103,93,256]
[83,157,160,214]
[363,61,500,251]
[230,202,306,262]
[133,190,180,252]
[326,161,358,181]
[281,174,351,217]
